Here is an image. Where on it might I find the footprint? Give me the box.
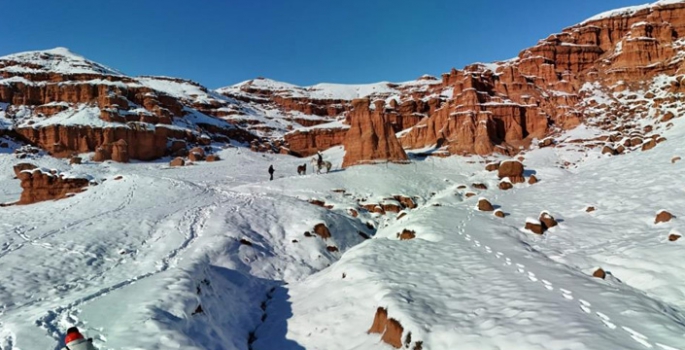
[527,272,538,282]
[596,312,616,329]
[465,237,472,241]
[580,304,591,314]
[485,246,492,253]
[475,242,481,247]
[495,252,502,259]
[516,263,525,269]
[560,289,573,300]
[517,268,525,273]
[465,234,471,238]
[656,343,680,350]
[579,299,591,307]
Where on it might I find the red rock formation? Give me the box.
[13,163,37,177]
[283,128,347,157]
[17,168,90,204]
[342,99,409,167]
[367,307,404,349]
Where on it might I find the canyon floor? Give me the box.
[0,119,683,350]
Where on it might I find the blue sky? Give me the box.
[1,0,650,88]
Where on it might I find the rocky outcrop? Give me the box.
[17,168,90,204]
[92,139,129,163]
[398,229,416,240]
[668,233,681,241]
[283,127,348,157]
[367,307,404,349]
[170,157,185,167]
[13,163,37,177]
[342,99,409,167]
[539,211,558,230]
[593,268,606,279]
[494,209,505,218]
[525,219,545,235]
[528,175,539,184]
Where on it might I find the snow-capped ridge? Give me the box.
[581,0,685,24]
[0,47,124,76]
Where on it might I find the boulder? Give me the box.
[641,139,657,151]
[465,192,476,198]
[661,111,675,122]
[602,146,617,155]
[655,210,674,224]
[539,211,558,229]
[169,157,185,167]
[538,138,554,148]
[111,139,129,163]
[313,223,331,239]
[668,233,681,242]
[525,219,545,235]
[472,183,488,190]
[348,208,359,217]
[528,175,538,184]
[398,229,416,240]
[188,147,205,162]
[671,156,681,164]
[205,154,220,162]
[393,195,417,209]
[593,268,606,279]
[585,206,596,212]
[499,180,513,190]
[477,198,494,211]
[326,246,339,252]
[69,157,82,165]
[485,162,500,172]
[494,209,505,218]
[497,160,524,183]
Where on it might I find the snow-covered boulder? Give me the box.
[655,210,674,224]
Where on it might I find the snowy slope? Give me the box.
[0,106,684,349]
[581,0,685,24]
[0,47,123,76]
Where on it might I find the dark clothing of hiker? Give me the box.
[317,152,323,168]
[268,165,274,181]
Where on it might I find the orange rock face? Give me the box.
[367,307,404,349]
[17,168,90,204]
[342,99,409,168]
[284,128,348,157]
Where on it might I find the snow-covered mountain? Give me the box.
[1,1,685,350]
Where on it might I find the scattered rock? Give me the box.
[464,192,476,198]
[655,210,674,224]
[192,304,204,315]
[188,147,205,161]
[304,231,313,237]
[593,268,606,279]
[457,185,467,189]
[672,156,681,164]
[538,138,554,148]
[641,139,657,151]
[205,154,220,162]
[485,162,500,172]
[539,211,558,229]
[367,307,403,349]
[170,157,185,167]
[585,206,596,212]
[358,231,370,240]
[661,111,675,122]
[326,246,339,252]
[313,223,331,239]
[393,195,417,209]
[309,199,327,207]
[397,212,407,220]
[668,233,681,242]
[602,145,617,155]
[472,183,488,190]
[497,160,525,183]
[69,157,82,165]
[291,239,298,243]
[113,175,123,181]
[477,198,494,211]
[348,208,359,217]
[528,175,538,184]
[239,238,253,246]
[498,180,513,190]
[494,209,505,218]
[398,229,416,240]
[525,219,544,235]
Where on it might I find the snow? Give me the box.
[20,105,125,129]
[0,115,684,350]
[581,0,685,24]
[0,47,124,76]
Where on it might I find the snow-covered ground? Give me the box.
[1,112,684,350]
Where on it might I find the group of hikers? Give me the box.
[268,151,328,181]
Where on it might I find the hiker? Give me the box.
[317,151,323,168]
[61,327,97,350]
[268,164,274,181]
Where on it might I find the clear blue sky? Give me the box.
[0,0,650,88]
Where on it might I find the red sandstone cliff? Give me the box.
[342,99,409,167]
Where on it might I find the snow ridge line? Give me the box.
[34,195,219,348]
[461,207,683,350]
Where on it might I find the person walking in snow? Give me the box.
[268,164,275,181]
[61,327,97,350]
[317,151,323,168]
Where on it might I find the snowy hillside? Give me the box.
[0,102,684,349]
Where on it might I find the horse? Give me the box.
[310,157,332,174]
[297,163,307,175]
